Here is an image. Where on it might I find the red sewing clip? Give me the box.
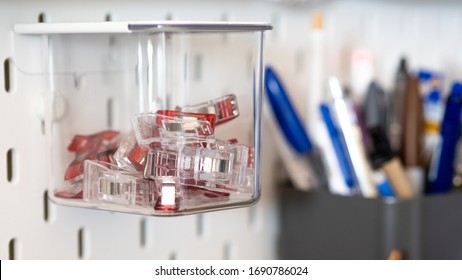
[67,130,120,155]
[60,130,121,200]
[83,160,154,206]
[133,113,215,150]
[153,176,181,211]
[64,148,118,181]
[178,94,239,125]
[113,133,149,172]
[156,110,216,132]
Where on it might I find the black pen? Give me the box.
[368,126,414,198]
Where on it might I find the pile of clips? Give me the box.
[55,94,255,212]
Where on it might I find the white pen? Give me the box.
[328,77,377,198]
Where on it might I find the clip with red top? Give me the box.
[210,139,255,192]
[113,132,148,172]
[144,147,233,182]
[144,144,250,190]
[153,176,181,211]
[132,112,215,150]
[57,148,119,199]
[152,176,231,212]
[67,130,120,155]
[210,138,254,169]
[57,130,121,199]
[177,94,239,125]
[83,160,155,207]
[54,182,84,199]
[179,146,234,182]
[156,110,216,131]
[64,147,118,181]
[64,130,121,181]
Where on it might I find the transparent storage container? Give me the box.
[13,21,271,216]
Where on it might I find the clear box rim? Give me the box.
[14,20,272,35]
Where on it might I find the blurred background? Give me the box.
[2,0,462,259]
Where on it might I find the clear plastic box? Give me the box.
[13,21,271,215]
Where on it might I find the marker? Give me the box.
[400,75,424,167]
[368,126,414,198]
[388,58,409,152]
[428,82,462,193]
[363,81,387,133]
[265,65,328,191]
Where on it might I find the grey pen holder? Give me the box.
[278,186,462,259]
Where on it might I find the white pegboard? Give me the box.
[3,0,462,259]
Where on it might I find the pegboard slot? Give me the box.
[4,58,12,93]
[139,218,146,248]
[43,190,49,222]
[193,54,203,82]
[107,98,114,129]
[105,13,113,22]
[183,53,188,82]
[197,214,205,237]
[73,74,81,90]
[78,228,85,259]
[108,36,118,61]
[248,205,257,228]
[223,242,232,260]
[38,12,47,23]
[6,148,16,183]
[9,238,16,260]
[41,120,45,135]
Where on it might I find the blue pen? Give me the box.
[264,65,328,189]
[428,82,462,193]
[319,103,356,188]
[372,170,395,197]
[264,66,313,154]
